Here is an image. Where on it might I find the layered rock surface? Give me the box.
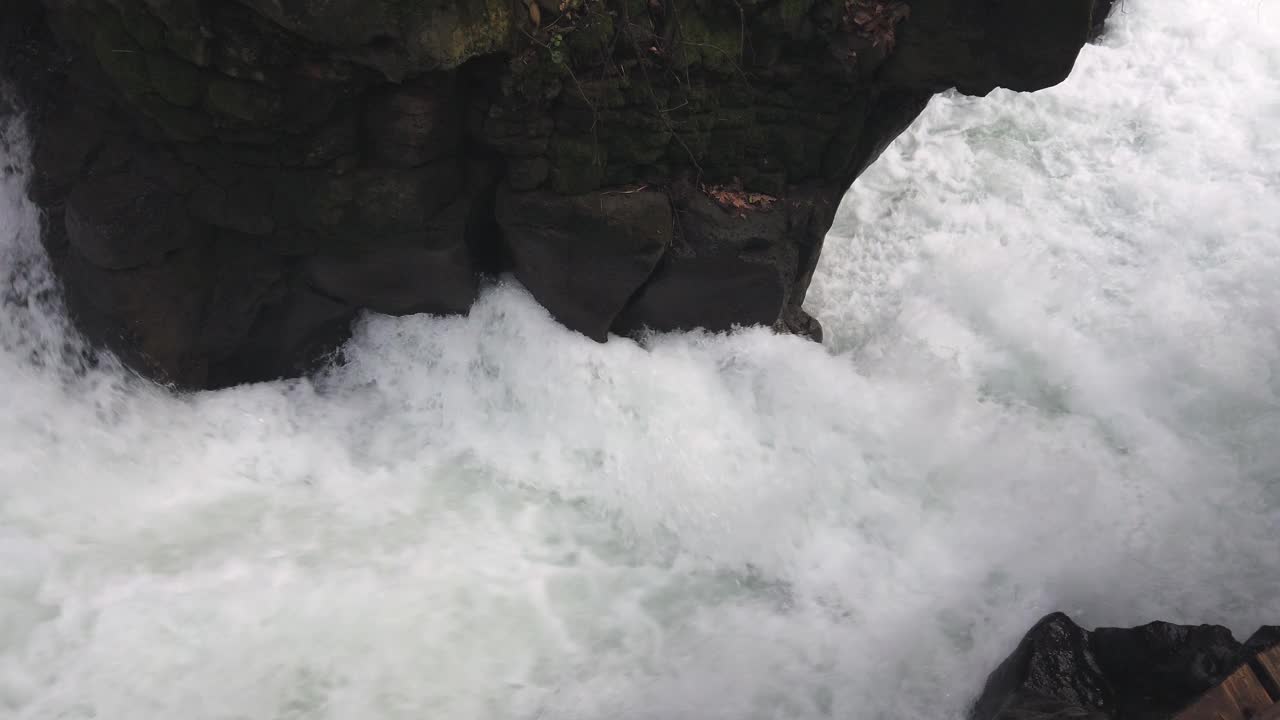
[3,0,1108,387]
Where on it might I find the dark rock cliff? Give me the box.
[3,0,1107,388]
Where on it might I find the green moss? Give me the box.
[619,0,649,19]
[507,44,569,106]
[705,128,746,171]
[606,127,671,165]
[570,80,627,111]
[550,135,605,193]
[671,0,743,73]
[779,0,815,21]
[566,11,614,64]
[668,130,708,165]
[404,0,515,68]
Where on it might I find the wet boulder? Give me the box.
[1091,622,1246,718]
[304,243,475,316]
[612,254,785,336]
[495,187,671,341]
[971,613,1113,720]
[884,0,1099,95]
[972,614,1280,720]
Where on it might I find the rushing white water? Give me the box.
[2,0,1279,717]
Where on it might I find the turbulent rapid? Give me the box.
[2,0,1279,718]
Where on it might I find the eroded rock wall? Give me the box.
[3,0,1105,388]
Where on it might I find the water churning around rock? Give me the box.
[1,0,1279,718]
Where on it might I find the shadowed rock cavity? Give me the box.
[2,0,1111,388]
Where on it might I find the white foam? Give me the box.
[2,0,1279,717]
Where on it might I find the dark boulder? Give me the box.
[972,614,1280,720]
[612,255,785,336]
[1091,622,1244,719]
[883,0,1099,95]
[304,243,475,316]
[495,187,671,341]
[364,75,459,168]
[971,613,1113,720]
[59,246,213,385]
[206,283,356,388]
[64,158,201,269]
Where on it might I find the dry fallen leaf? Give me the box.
[702,183,778,212]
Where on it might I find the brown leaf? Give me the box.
[704,184,778,212]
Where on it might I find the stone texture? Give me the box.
[1092,622,1246,719]
[206,283,357,388]
[495,187,672,340]
[364,76,460,168]
[972,614,1280,720]
[64,163,197,268]
[4,0,1115,388]
[971,613,1113,720]
[612,254,785,336]
[882,0,1097,95]
[305,244,476,316]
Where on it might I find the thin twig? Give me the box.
[602,183,650,194]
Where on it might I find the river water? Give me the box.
[2,1,1279,717]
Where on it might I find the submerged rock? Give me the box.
[3,0,1114,388]
[972,613,1280,720]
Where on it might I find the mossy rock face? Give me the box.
[403,0,514,70]
[234,0,514,73]
[549,135,606,194]
[17,0,1110,388]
